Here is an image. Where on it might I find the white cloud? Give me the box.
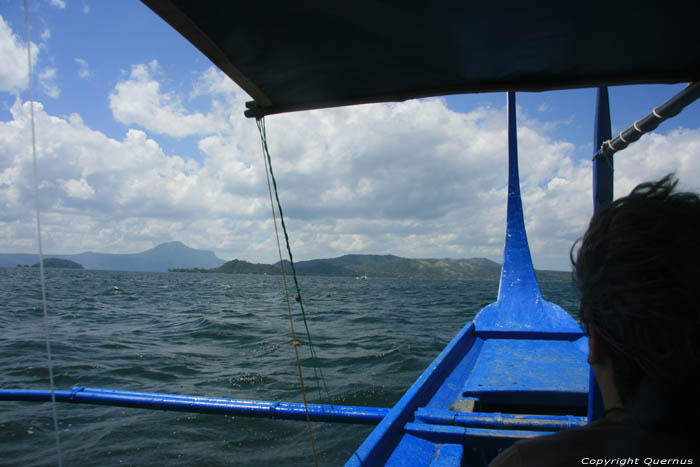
[0,15,38,93]
[41,28,51,41]
[83,3,89,14]
[3,64,700,270]
[615,128,700,195]
[49,0,66,9]
[0,96,264,255]
[38,67,60,98]
[75,57,91,79]
[61,178,95,199]
[192,66,240,97]
[109,61,228,138]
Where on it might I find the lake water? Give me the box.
[0,267,580,466]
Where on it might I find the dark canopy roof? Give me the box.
[142,0,700,118]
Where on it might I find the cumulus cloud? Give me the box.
[49,0,66,8]
[61,178,95,199]
[615,128,700,194]
[0,15,38,93]
[0,96,265,255]
[2,64,699,269]
[109,60,228,137]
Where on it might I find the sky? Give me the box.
[1,1,700,271]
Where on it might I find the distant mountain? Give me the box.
[173,254,571,281]
[173,259,279,275]
[32,258,84,269]
[0,241,225,272]
[278,255,504,280]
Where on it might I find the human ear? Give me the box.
[587,326,602,365]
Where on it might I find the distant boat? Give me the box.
[356,275,368,280]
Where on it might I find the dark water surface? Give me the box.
[0,267,580,466]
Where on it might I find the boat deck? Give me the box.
[461,338,588,407]
[348,324,589,466]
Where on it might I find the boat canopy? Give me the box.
[142,0,700,118]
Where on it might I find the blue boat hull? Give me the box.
[346,319,588,465]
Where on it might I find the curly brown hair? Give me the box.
[571,174,700,406]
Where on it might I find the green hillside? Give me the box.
[171,254,570,281]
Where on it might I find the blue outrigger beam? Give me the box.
[0,387,388,424]
[0,386,586,431]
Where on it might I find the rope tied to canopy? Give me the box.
[256,115,333,467]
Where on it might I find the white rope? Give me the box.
[24,1,62,465]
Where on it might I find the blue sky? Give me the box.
[2,1,700,270]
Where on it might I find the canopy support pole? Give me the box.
[593,86,614,211]
[588,86,612,423]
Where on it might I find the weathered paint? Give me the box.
[462,339,587,406]
[0,387,389,424]
[414,408,586,431]
[474,93,582,336]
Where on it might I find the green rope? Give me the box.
[256,117,332,404]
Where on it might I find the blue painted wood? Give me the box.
[593,86,613,211]
[346,322,478,466]
[424,337,484,410]
[462,339,588,406]
[426,444,464,466]
[383,434,456,466]
[588,86,613,423]
[0,387,389,424]
[403,423,554,448]
[474,93,582,335]
[414,408,586,431]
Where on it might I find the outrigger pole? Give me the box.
[0,387,387,424]
[0,387,586,430]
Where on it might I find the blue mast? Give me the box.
[475,92,581,336]
[588,87,613,422]
[594,87,613,210]
[497,91,540,307]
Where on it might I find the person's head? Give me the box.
[571,174,700,406]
